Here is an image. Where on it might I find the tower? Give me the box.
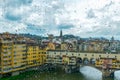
[111,36,114,41]
[60,30,63,38]
[60,30,63,43]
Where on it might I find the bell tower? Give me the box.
[60,30,64,43]
[60,30,63,38]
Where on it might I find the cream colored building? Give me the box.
[47,51,120,61]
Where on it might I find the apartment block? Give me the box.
[0,39,13,74]
[0,38,27,74]
[26,41,39,68]
[12,41,26,72]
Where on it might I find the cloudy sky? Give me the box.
[0,0,120,39]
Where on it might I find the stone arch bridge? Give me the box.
[46,50,120,78]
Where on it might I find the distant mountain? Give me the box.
[19,33,43,40]
[63,34,79,39]
[19,33,109,41]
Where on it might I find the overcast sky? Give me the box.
[0,0,120,39]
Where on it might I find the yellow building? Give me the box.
[26,41,47,68]
[0,39,13,74]
[26,42,39,68]
[39,49,47,65]
[12,41,26,72]
[0,39,26,74]
[62,55,69,64]
[88,41,103,53]
[61,43,68,50]
[95,58,120,69]
[0,33,48,76]
[46,42,55,50]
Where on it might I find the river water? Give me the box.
[12,66,113,80]
[3,66,115,80]
[19,70,113,80]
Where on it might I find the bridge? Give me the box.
[45,50,120,78]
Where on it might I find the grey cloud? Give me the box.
[2,0,33,21]
[86,9,96,18]
[97,1,114,12]
[57,24,74,30]
[4,0,33,7]
[4,11,22,21]
[19,23,47,35]
[103,1,114,10]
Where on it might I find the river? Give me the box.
[17,71,113,80]
[24,71,113,80]
[2,68,113,80]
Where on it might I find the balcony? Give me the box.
[3,68,12,73]
[21,59,27,62]
[3,66,12,69]
[14,56,23,59]
[3,62,11,66]
[3,58,11,60]
[20,62,26,65]
[2,52,12,56]
[2,45,8,48]
[55,59,62,64]
[13,60,22,63]
[12,67,26,72]
[46,59,54,63]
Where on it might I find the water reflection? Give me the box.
[80,66,102,80]
[114,70,120,80]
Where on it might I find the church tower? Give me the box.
[60,30,63,38]
[111,36,114,41]
[60,30,63,42]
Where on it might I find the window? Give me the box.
[14,52,16,54]
[99,55,101,57]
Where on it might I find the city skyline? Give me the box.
[0,0,120,39]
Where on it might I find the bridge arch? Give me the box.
[90,58,96,64]
[76,57,83,64]
[83,57,89,64]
